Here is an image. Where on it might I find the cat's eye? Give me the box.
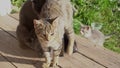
[43,34,46,37]
[51,33,54,35]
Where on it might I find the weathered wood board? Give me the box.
[76,36,120,68]
[0,54,16,68]
[0,14,120,68]
[9,13,120,68]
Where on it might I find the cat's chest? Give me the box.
[48,40,61,50]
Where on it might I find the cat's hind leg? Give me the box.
[65,28,75,55]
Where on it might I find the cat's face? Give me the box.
[80,25,92,36]
[33,17,59,41]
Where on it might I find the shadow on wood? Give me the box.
[0,29,45,68]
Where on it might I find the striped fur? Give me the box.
[34,0,74,67]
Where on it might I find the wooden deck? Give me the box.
[0,14,120,68]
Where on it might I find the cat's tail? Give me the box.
[105,32,116,39]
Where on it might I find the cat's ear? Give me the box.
[86,26,90,30]
[33,19,43,27]
[48,17,59,27]
[51,17,59,27]
[47,17,58,24]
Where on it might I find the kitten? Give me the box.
[33,0,75,67]
[80,25,106,46]
[34,18,62,68]
[16,0,46,55]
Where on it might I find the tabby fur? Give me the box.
[33,0,75,67]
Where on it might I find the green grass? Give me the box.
[71,0,120,53]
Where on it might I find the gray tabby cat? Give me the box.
[80,25,111,46]
[33,0,74,67]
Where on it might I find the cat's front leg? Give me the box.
[52,49,61,68]
[42,52,51,68]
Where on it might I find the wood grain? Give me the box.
[0,54,16,68]
[0,14,120,68]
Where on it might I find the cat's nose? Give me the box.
[46,37,49,41]
[80,30,84,35]
[45,36,50,41]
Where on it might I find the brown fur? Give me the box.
[16,0,46,55]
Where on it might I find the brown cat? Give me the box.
[80,25,107,46]
[16,0,46,55]
[33,0,75,67]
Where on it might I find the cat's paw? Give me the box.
[50,65,57,68]
[51,65,62,68]
[50,62,57,68]
[42,63,50,68]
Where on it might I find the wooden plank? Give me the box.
[0,15,18,37]
[61,53,105,68]
[9,13,19,21]
[0,29,104,68]
[8,13,120,68]
[76,35,120,68]
[0,28,40,68]
[0,15,105,68]
[33,53,105,68]
[0,54,16,68]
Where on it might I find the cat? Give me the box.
[33,0,75,67]
[16,0,46,55]
[39,0,75,55]
[80,25,111,46]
